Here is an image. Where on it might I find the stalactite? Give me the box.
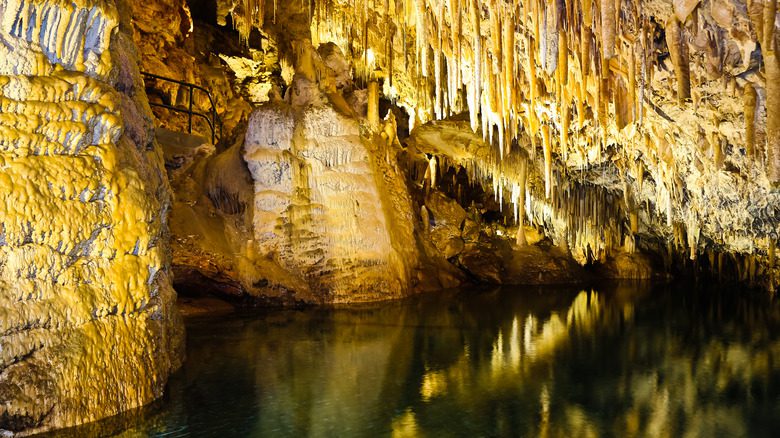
[765,0,780,186]
[516,157,528,246]
[628,48,637,123]
[665,15,691,104]
[614,76,629,130]
[415,0,426,77]
[295,0,779,285]
[582,0,593,28]
[434,39,442,119]
[747,0,764,46]
[600,0,616,59]
[368,79,379,127]
[542,124,552,199]
[470,0,482,133]
[453,0,462,87]
[558,30,568,87]
[388,22,395,87]
[744,83,757,158]
[233,0,265,43]
[598,64,609,150]
[764,0,777,51]
[544,2,560,75]
[581,23,592,80]
[770,239,776,290]
[636,159,644,193]
[561,97,571,161]
[502,12,515,153]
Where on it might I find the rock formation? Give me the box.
[0,0,183,434]
[168,37,463,303]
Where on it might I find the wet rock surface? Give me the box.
[0,0,183,435]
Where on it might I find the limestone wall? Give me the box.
[0,0,182,434]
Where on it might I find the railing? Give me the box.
[140,71,223,144]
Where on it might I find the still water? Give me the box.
[54,282,780,437]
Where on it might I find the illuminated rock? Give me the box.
[0,0,182,434]
[243,101,416,302]
[280,0,779,288]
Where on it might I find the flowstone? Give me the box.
[0,0,182,434]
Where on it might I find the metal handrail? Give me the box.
[140,71,223,144]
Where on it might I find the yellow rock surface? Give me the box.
[0,0,182,435]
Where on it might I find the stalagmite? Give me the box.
[665,15,691,103]
[421,205,431,234]
[429,155,438,188]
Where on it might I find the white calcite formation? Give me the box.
[243,95,418,302]
[0,0,182,435]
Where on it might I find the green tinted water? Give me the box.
[51,283,780,437]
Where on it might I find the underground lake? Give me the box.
[42,282,780,438]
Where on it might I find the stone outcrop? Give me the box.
[242,103,416,302]
[0,0,182,434]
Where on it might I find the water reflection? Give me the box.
[49,283,780,437]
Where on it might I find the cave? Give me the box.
[1,0,780,436]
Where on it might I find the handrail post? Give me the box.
[211,107,216,144]
[188,86,194,134]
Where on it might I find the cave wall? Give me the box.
[0,0,183,434]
